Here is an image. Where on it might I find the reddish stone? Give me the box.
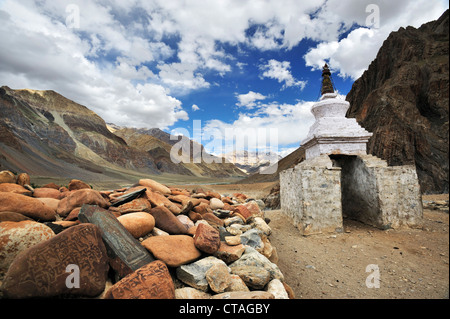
[205,191,221,199]
[232,205,252,223]
[16,173,30,186]
[202,212,224,227]
[233,193,248,203]
[0,192,56,221]
[193,223,221,254]
[141,235,201,267]
[0,183,32,196]
[41,182,60,190]
[169,188,190,196]
[145,190,180,214]
[0,171,15,184]
[56,189,109,217]
[117,212,155,238]
[214,242,245,264]
[0,221,55,274]
[68,179,91,191]
[193,203,212,215]
[188,210,203,222]
[64,207,81,221]
[148,206,188,235]
[1,224,109,298]
[222,197,234,205]
[139,179,171,195]
[112,197,152,214]
[223,203,234,211]
[36,198,60,211]
[243,201,264,218]
[33,187,62,199]
[168,194,190,204]
[0,212,33,222]
[104,260,175,299]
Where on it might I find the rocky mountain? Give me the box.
[0,86,245,182]
[346,10,449,194]
[0,86,161,179]
[237,147,305,184]
[113,127,246,178]
[220,150,282,175]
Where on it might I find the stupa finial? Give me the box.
[321,63,334,95]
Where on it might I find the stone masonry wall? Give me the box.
[280,154,423,235]
[374,164,423,229]
[280,155,342,236]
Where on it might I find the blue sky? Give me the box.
[0,0,448,157]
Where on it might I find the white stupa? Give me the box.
[302,64,372,159]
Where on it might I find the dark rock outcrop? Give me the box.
[346,10,449,194]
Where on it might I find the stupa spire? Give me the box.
[321,63,334,95]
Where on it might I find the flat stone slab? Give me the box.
[78,204,154,279]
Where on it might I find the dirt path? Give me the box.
[266,208,448,299]
[192,182,449,299]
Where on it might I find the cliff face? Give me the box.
[346,10,449,194]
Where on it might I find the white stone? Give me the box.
[265,279,289,299]
[210,198,224,210]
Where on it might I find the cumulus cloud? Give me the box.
[259,60,307,90]
[303,0,448,79]
[236,91,267,109]
[0,0,187,129]
[192,104,200,111]
[202,100,315,156]
[0,0,447,134]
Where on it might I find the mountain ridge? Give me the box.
[0,86,246,182]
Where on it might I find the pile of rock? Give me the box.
[0,170,292,299]
[423,199,449,213]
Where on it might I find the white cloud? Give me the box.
[0,0,187,129]
[192,104,200,111]
[0,0,447,133]
[202,100,315,155]
[236,91,267,109]
[259,60,307,90]
[303,0,448,79]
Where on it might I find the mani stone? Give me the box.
[104,260,175,299]
[57,189,109,217]
[0,192,56,221]
[109,187,147,207]
[149,206,188,235]
[193,223,221,254]
[117,212,155,238]
[141,235,201,267]
[78,205,154,279]
[0,221,55,275]
[0,224,109,298]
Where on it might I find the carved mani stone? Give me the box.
[78,205,154,279]
[0,224,109,298]
[104,260,175,299]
